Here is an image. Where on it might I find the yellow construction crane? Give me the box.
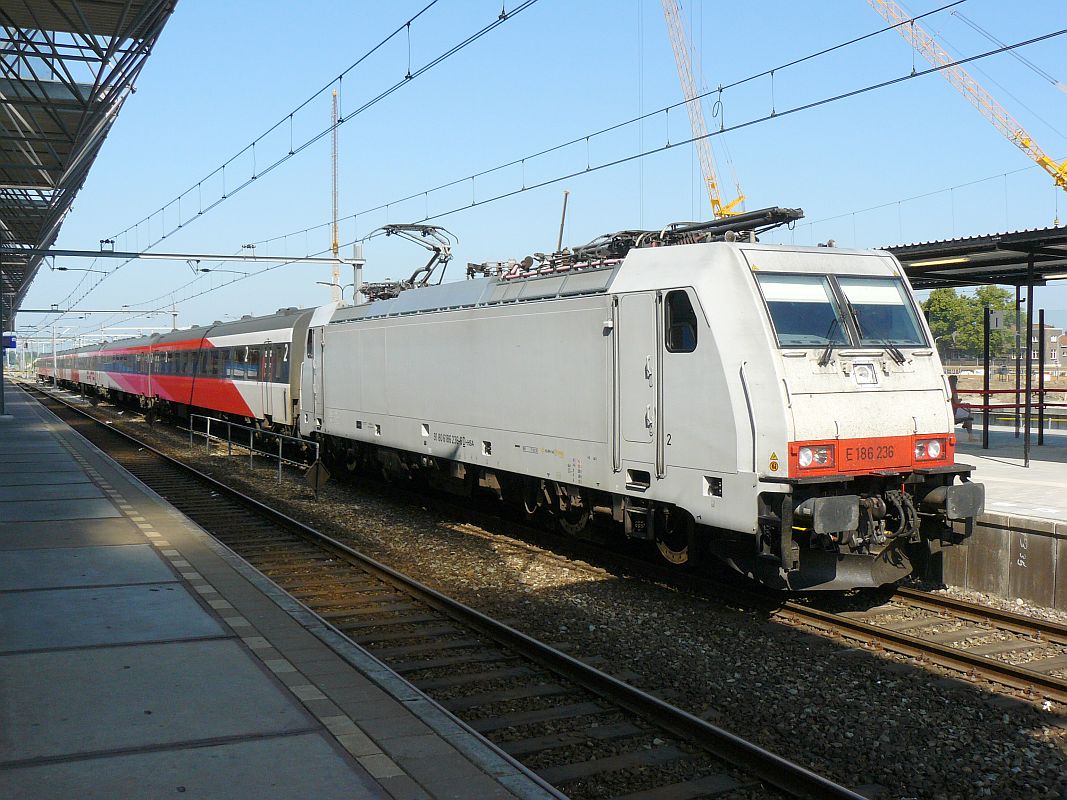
[661,0,745,217]
[867,0,1067,194]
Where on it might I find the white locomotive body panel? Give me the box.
[301,240,982,589]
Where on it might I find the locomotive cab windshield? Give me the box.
[755,272,926,350]
[837,277,926,347]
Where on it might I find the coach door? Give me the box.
[261,343,273,419]
[616,292,661,481]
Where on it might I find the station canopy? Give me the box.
[885,225,1067,290]
[0,0,177,331]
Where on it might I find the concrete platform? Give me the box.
[956,425,1067,522]
[918,426,1067,610]
[0,381,558,800]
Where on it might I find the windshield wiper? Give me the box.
[843,297,907,364]
[881,339,907,364]
[818,318,840,367]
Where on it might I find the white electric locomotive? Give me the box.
[300,210,983,590]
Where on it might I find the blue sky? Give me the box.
[19,0,1067,340]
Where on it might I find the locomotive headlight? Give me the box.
[797,445,834,469]
[914,438,946,460]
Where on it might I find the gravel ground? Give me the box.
[50,393,1067,800]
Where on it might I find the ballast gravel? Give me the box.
[57,399,1067,800]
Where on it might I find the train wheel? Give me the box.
[344,448,360,474]
[557,495,590,536]
[654,507,697,567]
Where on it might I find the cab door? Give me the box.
[617,292,660,481]
[658,288,737,476]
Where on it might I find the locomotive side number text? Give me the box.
[846,445,894,463]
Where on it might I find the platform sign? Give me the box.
[989,311,1005,330]
[1,335,14,349]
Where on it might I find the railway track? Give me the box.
[412,478,1067,708]
[23,382,865,800]
[28,382,1067,710]
[778,588,1067,705]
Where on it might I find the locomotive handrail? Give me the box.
[738,362,757,473]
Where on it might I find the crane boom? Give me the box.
[661,0,744,217]
[867,0,1067,193]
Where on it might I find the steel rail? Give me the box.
[892,586,1067,645]
[23,383,865,800]
[774,602,1067,704]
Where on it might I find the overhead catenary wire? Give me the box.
[354,26,1066,224]
[49,0,966,336]
[110,0,443,245]
[931,13,1067,143]
[30,0,541,336]
[249,8,1055,256]
[111,0,540,249]
[775,161,1044,241]
[951,9,1067,93]
[79,24,1067,338]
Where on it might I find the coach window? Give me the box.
[225,348,237,380]
[665,290,698,353]
[274,344,289,382]
[247,347,261,381]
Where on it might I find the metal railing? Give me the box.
[188,414,319,482]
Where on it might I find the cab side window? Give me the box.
[665,290,698,353]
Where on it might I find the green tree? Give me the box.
[921,286,1015,358]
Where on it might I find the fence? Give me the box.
[188,414,319,482]
[954,387,1067,432]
